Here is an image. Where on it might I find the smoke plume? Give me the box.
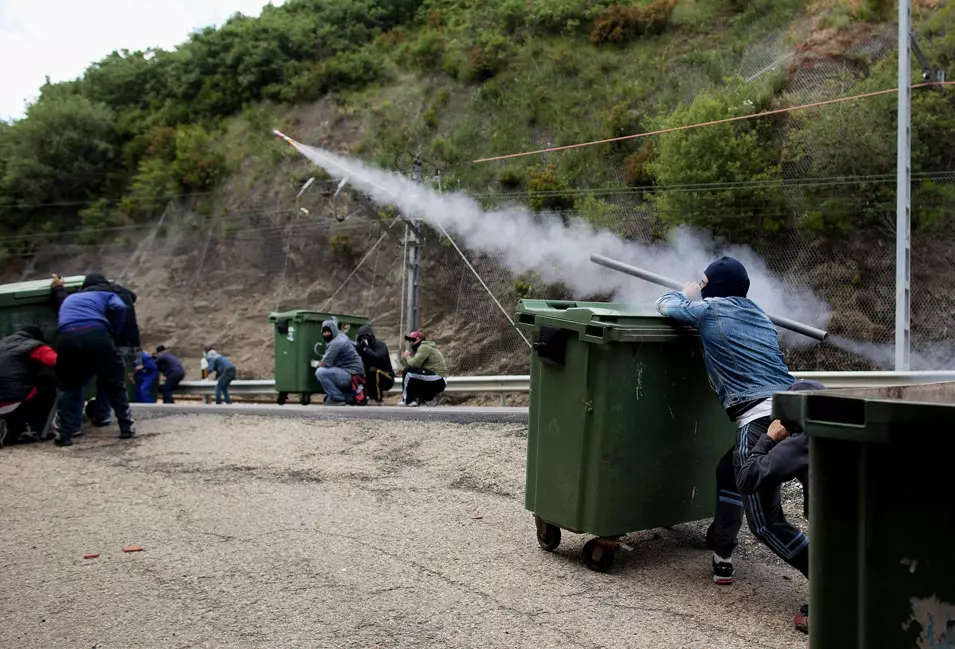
[293,143,831,347]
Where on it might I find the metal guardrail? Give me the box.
[178,371,955,399]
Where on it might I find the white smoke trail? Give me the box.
[292,143,831,347]
[830,335,955,370]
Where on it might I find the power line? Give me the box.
[471,80,955,164]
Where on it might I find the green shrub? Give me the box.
[528,164,575,212]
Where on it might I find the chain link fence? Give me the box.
[4,24,953,377]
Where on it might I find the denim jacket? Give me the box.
[656,291,795,409]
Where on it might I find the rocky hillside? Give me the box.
[2,0,954,375]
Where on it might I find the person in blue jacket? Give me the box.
[656,256,809,633]
[51,276,136,446]
[133,351,159,403]
[204,348,236,405]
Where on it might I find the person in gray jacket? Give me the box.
[314,319,365,406]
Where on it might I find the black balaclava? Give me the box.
[701,256,750,299]
[82,273,109,289]
[322,327,334,343]
[20,325,46,343]
[357,325,375,346]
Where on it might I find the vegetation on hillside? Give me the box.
[0,0,953,263]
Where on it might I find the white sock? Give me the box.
[714,553,733,564]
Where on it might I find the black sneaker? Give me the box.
[712,555,734,585]
[90,419,111,428]
[795,604,809,634]
[119,426,136,439]
[54,438,74,447]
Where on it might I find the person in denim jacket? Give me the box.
[657,257,809,631]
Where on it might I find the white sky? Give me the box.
[0,0,285,121]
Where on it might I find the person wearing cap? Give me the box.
[154,345,186,404]
[0,326,58,445]
[399,331,448,407]
[203,348,237,405]
[656,256,810,633]
[314,320,365,406]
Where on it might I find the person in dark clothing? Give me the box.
[74,274,142,426]
[154,345,186,404]
[53,280,136,446]
[355,325,394,404]
[656,256,810,633]
[734,379,825,635]
[0,327,58,446]
[736,380,825,503]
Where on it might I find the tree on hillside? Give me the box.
[645,81,787,238]
[0,91,118,232]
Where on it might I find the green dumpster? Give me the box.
[0,276,86,343]
[268,310,370,406]
[516,299,735,571]
[773,383,955,649]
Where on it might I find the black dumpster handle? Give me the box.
[806,395,866,427]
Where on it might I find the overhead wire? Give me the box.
[471,80,955,163]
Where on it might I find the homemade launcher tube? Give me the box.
[589,253,829,342]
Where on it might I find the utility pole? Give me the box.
[895,0,912,371]
[404,155,423,335]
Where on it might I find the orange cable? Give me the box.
[471,81,955,164]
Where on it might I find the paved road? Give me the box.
[1,414,808,648]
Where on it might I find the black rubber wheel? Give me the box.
[299,393,311,406]
[277,392,288,406]
[535,516,561,552]
[582,538,616,573]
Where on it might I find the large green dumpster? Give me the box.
[0,276,86,343]
[516,299,735,571]
[773,383,955,649]
[268,310,370,405]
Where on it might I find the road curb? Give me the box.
[131,403,529,424]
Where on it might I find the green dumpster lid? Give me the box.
[268,310,370,324]
[516,299,694,344]
[0,275,86,307]
[773,382,955,445]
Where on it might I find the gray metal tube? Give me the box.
[590,254,829,342]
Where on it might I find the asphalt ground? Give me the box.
[0,411,809,649]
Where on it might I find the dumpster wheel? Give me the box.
[582,538,617,572]
[534,516,561,551]
[277,392,288,406]
[299,393,311,406]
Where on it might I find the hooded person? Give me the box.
[0,326,58,445]
[399,331,448,407]
[354,325,395,404]
[656,256,809,633]
[204,348,237,405]
[314,320,365,406]
[154,345,187,404]
[74,273,142,426]
[53,275,135,445]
